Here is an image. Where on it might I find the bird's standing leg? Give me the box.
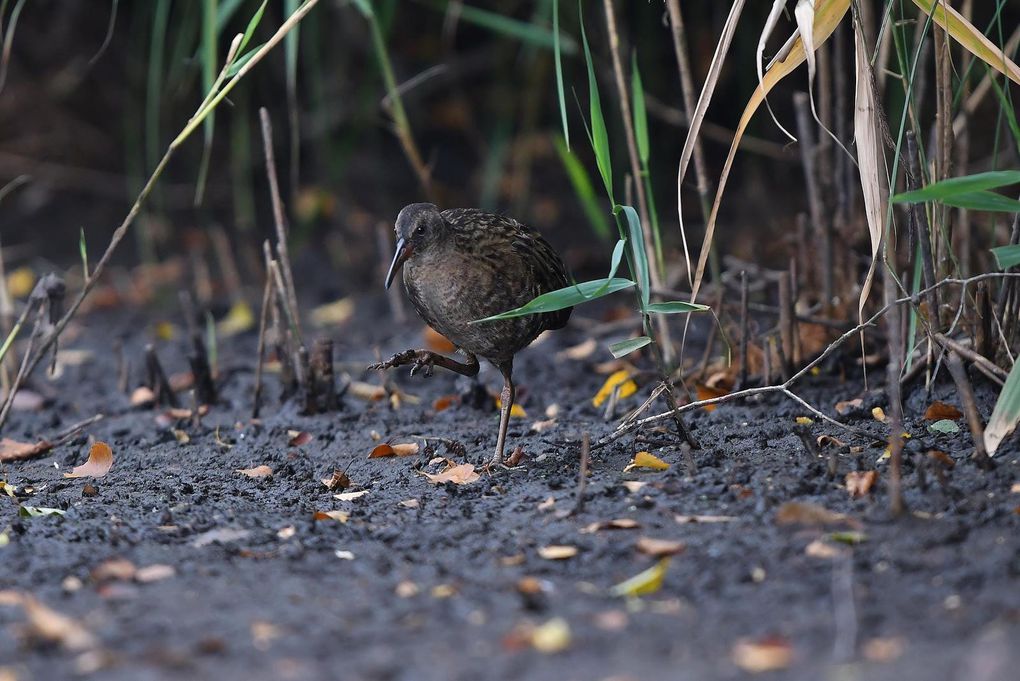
[489,360,515,469]
[370,350,479,378]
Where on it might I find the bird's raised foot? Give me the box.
[367,349,435,377]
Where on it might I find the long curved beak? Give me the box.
[384,238,413,289]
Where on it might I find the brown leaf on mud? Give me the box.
[312,510,350,523]
[845,470,878,498]
[928,450,956,469]
[348,381,387,401]
[558,337,597,360]
[675,514,737,524]
[804,539,847,559]
[287,430,313,446]
[580,518,641,533]
[817,434,847,448]
[334,490,369,501]
[0,438,53,463]
[621,481,647,493]
[236,465,273,478]
[421,463,479,485]
[862,637,905,662]
[321,470,351,490]
[695,383,729,410]
[834,398,863,415]
[135,565,175,583]
[63,443,113,479]
[538,545,578,560]
[530,617,571,653]
[423,326,456,353]
[924,401,963,421]
[0,593,97,651]
[732,636,793,673]
[369,442,420,458]
[775,502,859,528]
[130,386,156,407]
[635,537,686,557]
[433,395,459,412]
[91,558,136,582]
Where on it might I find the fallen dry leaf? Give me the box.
[135,565,176,583]
[433,395,459,412]
[398,498,420,509]
[581,518,640,533]
[369,442,420,458]
[805,538,847,559]
[0,438,53,463]
[236,465,273,478]
[592,369,638,407]
[695,383,729,410]
[675,514,737,524]
[775,502,857,528]
[530,617,571,653]
[732,636,793,673]
[91,558,136,582]
[924,401,963,421]
[558,337,597,360]
[872,406,887,422]
[862,636,905,662]
[1011,482,1020,494]
[130,386,156,407]
[423,326,456,353]
[635,537,686,557]
[334,490,369,501]
[845,470,878,498]
[21,595,97,651]
[624,451,669,472]
[348,381,387,401]
[64,443,113,479]
[313,510,350,523]
[192,527,251,548]
[621,481,647,493]
[321,470,351,490]
[287,431,313,447]
[834,398,863,415]
[610,557,671,597]
[538,545,578,560]
[310,297,354,326]
[421,463,480,485]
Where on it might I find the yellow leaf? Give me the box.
[6,267,35,298]
[531,617,571,653]
[217,300,255,338]
[871,406,887,422]
[310,297,354,326]
[610,557,671,597]
[495,397,527,418]
[592,369,638,407]
[911,0,1020,86]
[795,416,813,425]
[153,321,176,341]
[624,451,669,472]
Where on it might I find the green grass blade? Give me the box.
[238,0,267,52]
[618,205,648,310]
[991,244,1020,269]
[225,43,264,77]
[552,134,611,238]
[194,0,219,207]
[609,336,652,358]
[941,191,1020,212]
[985,358,1020,455]
[439,2,577,53]
[890,170,1020,202]
[474,278,635,322]
[631,53,648,166]
[579,1,613,203]
[79,227,89,280]
[645,301,710,314]
[145,0,170,175]
[552,0,569,149]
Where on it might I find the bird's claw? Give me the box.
[409,353,435,378]
[367,349,434,377]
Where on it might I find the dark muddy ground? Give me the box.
[1,296,1018,681]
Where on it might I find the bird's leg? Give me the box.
[369,349,479,379]
[488,361,515,469]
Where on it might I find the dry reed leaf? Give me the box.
[635,537,686,557]
[911,0,1020,85]
[924,401,963,421]
[63,443,113,479]
[732,636,794,673]
[421,463,479,485]
[423,326,456,353]
[369,442,420,458]
[687,0,851,303]
[236,465,273,478]
[538,545,577,560]
[624,451,669,472]
[135,565,176,583]
[845,470,878,498]
[0,438,53,463]
[853,17,887,339]
[580,518,640,533]
[756,0,798,141]
[313,510,349,523]
[334,490,369,502]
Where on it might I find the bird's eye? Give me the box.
[414,225,425,235]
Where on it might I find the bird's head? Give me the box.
[385,203,445,288]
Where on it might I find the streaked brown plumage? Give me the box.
[370,203,571,466]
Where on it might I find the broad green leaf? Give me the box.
[446,2,577,53]
[985,359,1020,455]
[942,191,1020,213]
[350,0,372,17]
[631,54,649,166]
[991,244,1020,270]
[619,205,649,310]
[474,278,635,322]
[928,419,960,435]
[910,0,1020,86]
[237,0,267,53]
[552,135,611,238]
[580,3,613,202]
[645,301,710,314]
[552,0,569,149]
[891,170,1020,203]
[609,336,652,358]
[591,239,627,296]
[19,506,66,518]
